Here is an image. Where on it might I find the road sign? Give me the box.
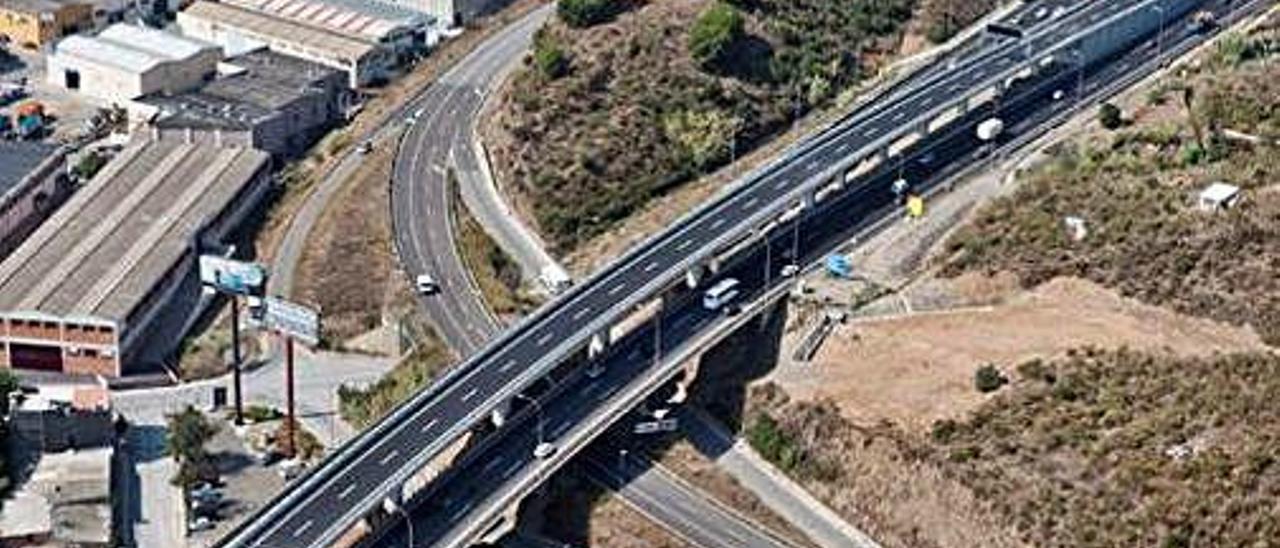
[199,255,266,296]
[263,297,320,347]
[633,418,678,435]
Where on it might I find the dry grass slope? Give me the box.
[487,0,930,252]
[941,32,1280,345]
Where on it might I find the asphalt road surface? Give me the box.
[391,6,552,355]
[581,448,797,548]
[366,0,1259,545]
[226,1,1253,545]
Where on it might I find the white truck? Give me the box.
[539,266,573,295]
[977,118,1005,142]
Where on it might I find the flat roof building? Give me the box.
[0,0,93,49]
[0,139,271,377]
[46,23,222,105]
[177,0,397,88]
[136,49,348,157]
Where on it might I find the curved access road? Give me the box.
[391,5,552,355]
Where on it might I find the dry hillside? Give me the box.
[485,0,999,252]
[941,28,1280,346]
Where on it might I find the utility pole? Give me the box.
[231,296,243,426]
[284,335,296,458]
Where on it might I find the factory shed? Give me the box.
[45,23,222,105]
[0,139,271,378]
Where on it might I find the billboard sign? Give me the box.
[263,297,320,347]
[199,256,266,296]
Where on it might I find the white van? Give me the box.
[702,278,741,312]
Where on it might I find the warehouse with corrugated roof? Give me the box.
[46,23,222,105]
[176,0,430,88]
[0,139,271,378]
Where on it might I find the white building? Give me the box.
[46,24,221,105]
[177,0,397,88]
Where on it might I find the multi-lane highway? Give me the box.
[222,1,1253,545]
[391,6,552,354]
[367,0,1260,545]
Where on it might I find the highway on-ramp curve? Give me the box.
[391,5,552,355]
[223,1,1215,546]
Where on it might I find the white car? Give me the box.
[702,278,741,312]
[533,442,558,460]
[415,274,440,295]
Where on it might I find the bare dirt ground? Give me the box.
[775,275,1269,434]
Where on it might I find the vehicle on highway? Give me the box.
[701,278,741,312]
[977,118,1005,141]
[358,141,373,155]
[415,274,440,295]
[780,263,800,278]
[533,442,558,460]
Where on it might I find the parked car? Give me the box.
[188,516,215,533]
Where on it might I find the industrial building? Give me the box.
[176,0,403,88]
[384,0,507,27]
[137,49,348,157]
[220,0,436,54]
[0,140,68,260]
[0,138,271,378]
[46,23,222,105]
[0,0,93,49]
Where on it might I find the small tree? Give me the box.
[689,2,745,68]
[166,406,218,490]
[974,364,1007,393]
[74,151,106,181]
[0,369,18,415]
[1098,102,1124,130]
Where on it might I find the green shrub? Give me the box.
[688,2,744,68]
[747,412,805,472]
[1098,102,1124,130]
[74,151,106,180]
[974,364,1007,393]
[532,31,570,79]
[243,404,282,424]
[558,0,619,28]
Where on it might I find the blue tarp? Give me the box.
[825,254,853,278]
